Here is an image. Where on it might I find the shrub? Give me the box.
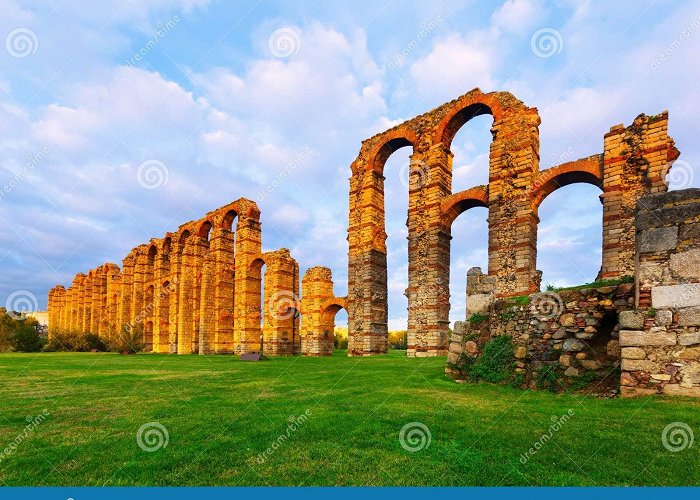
[84,333,108,352]
[110,323,145,354]
[467,335,516,384]
[468,313,488,326]
[9,321,45,352]
[45,331,89,352]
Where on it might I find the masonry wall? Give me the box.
[619,188,700,397]
[446,268,634,390]
[348,87,678,357]
[300,266,346,356]
[48,198,302,355]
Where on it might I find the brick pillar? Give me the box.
[601,112,679,280]
[131,248,148,329]
[105,265,121,339]
[406,144,451,357]
[65,286,75,332]
[233,214,262,354]
[85,267,100,333]
[48,286,65,338]
[199,248,216,354]
[169,242,183,353]
[81,274,91,333]
[301,266,336,356]
[261,249,299,355]
[120,254,135,329]
[152,249,170,353]
[487,110,541,297]
[211,228,235,353]
[347,158,389,356]
[178,236,197,354]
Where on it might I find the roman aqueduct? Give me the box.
[49,88,681,358]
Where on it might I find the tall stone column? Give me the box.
[601,112,679,279]
[119,254,135,329]
[178,236,197,354]
[131,248,148,329]
[347,160,389,356]
[152,248,171,353]
[301,266,336,356]
[105,265,121,338]
[261,249,299,355]
[210,227,235,353]
[406,144,452,357]
[198,249,215,354]
[169,242,183,353]
[487,111,541,297]
[233,214,262,354]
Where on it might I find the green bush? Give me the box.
[468,313,488,325]
[110,323,145,354]
[84,333,108,352]
[467,335,516,384]
[9,321,45,352]
[45,330,89,352]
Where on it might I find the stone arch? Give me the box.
[364,129,419,174]
[441,186,489,228]
[531,156,604,210]
[198,220,213,241]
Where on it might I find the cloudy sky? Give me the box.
[1,0,698,328]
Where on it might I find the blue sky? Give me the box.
[1,0,698,328]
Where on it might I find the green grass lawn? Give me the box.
[0,350,698,486]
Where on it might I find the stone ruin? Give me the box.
[47,87,699,396]
[48,198,345,355]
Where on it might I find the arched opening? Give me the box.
[449,112,493,191]
[381,140,414,334]
[536,181,603,288]
[221,209,238,345]
[320,300,346,355]
[147,244,157,266]
[334,308,348,350]
[179,229,191,246]
[250,257,266,353]
[198,220,213,241]
[162,237,172,256]
[449,206,489,325]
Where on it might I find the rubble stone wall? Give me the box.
[620,188,700,397]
